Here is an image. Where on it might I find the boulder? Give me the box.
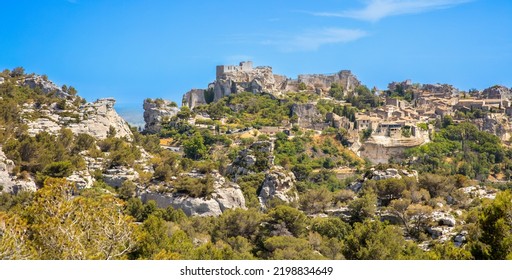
[102,167,139,188]
[140,171,245,216]
[432,211,456,227]
[371,168,402,180]
[258,166,299,207]
[66,172,94,189]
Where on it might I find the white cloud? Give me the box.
[263,28,367,52]
[313,0,472,22]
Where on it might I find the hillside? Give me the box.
[1,65,512,260]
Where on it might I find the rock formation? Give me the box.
[143,98,179,133]
[482,85,512,99]
[140,171,246,216]
[290,103,326,130]
[258,166,299,207]
[359,130,430,164]
[476,114,512,141]
[182,89,206,110]
[22,98,133,140]
[0,148,37,194]
[226,141,274,179]
[22,75,69,98]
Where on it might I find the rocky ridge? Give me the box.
[22,98,133,140]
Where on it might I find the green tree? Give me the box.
[299,188,333,214]
[262,236,324,260]
[348,189,377,223]
[470,190,512,259]
[183,132,208,160]
[343,220,413,260]
[266,205,308,238]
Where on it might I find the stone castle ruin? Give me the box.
[216,61,254,79]
[183,61,361,109]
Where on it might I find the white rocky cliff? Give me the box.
[22,98,133,140]
[143,98,179,134]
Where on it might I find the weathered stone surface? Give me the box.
[371,168,402,180]
[482,85,512,99]
[0,147,37,194]
[66,172,94,189]
[23,75,69,98]
[24,98,133,140]
[143,98,179,133]
[226,141,274,179]
[474,114,512,142]
[0,148,15,193]
[432,211,456,227]
[258,166,299,207]
[102,167,139,188]
[298,70,360,94]
[359,133,430,164]
[140,171,245,216]
[182,89,206,109]
[290,103,326,130]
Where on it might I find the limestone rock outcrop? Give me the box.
[475,114,512,141]
[23,98,133,140]
[370,168,402,180]
[258,166,299,207]
[0,148,37,194]
[290,103,326,129]
[140,171,246,216]
[182,89,206,110]
[23,75,69,98]
[226,141,274,179]
[359,132,430,164]
[102,167,139,188]
[482,85,512,99]
[143,98,179,133]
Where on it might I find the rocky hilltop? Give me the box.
[182,61,360,109]
[20,75,133,140]
[143,98,179,133]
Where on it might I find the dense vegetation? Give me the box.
[406,122,510,180]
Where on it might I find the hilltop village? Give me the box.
[151,61,512,164]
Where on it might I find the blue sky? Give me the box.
[1,1,511,125]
